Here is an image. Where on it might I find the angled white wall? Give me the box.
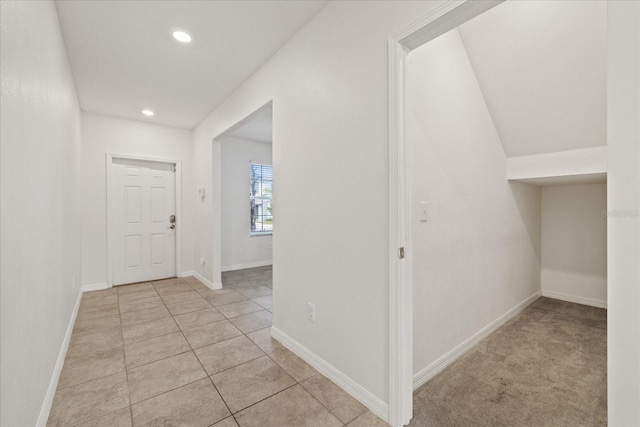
[541,184,607,307]
[80,112,194,287]
[221,136,273,271]
[0,1,82,425]
[407,29,541,378]
[458,0,607,157]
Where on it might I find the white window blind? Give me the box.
[250,164,273,234]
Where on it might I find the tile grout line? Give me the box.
[157,278,240,426]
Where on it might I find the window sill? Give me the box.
[250,232,273,237]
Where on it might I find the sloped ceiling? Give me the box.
[458,0,607,157]
[55,1,327,129]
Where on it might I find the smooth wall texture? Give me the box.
[541,184,607,306]
[407,30,542,374]
[191,1,449,406]
[80,112,194,286]
[0,1,82,425]
[607,1,640,424]
[221,136,273,271]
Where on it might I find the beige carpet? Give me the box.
[411,298,607,427]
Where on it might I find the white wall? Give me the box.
[607,2,640,425]
[541,184,607,307]
[407,29,541,376]
[0,1,82,425]
[80,112,194,286]
[191,1,450,409]
[458,0,607,158]
[221,136,273,271]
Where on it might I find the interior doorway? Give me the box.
[389,1,609,426]
[211,102,274,289]
[107,154,183,287]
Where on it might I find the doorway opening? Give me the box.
[211,101,274,302]
[106,154,183,287]
[388,2,608,425]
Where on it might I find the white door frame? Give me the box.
[106,153,183,287]
[387,1,503,425]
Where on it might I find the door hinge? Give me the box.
[398,247,405,259]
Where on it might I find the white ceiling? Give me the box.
[227,104,272,143]
[54,1,328,129]
[458,0,607,157]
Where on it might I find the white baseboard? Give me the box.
[81,282,109,292]
[180,271,194,278]
[36,289,83,426]
[221,260,272,272]
[542,290,607,309]
[271,326,389,423]
[192,271,222,290]
[413,291,541,391]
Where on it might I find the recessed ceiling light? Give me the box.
[142,110,154,116]
[172,31,191,43]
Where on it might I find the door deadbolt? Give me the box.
[170,215,176,224]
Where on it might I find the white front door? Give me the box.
[111,158,176,285]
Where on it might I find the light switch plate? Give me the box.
[419,202,428,222]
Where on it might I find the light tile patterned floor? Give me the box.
[47,266,386,427]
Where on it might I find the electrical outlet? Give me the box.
[307,303,316,322]
[200,257,205,265]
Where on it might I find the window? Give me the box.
[250,163,273,234]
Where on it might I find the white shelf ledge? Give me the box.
[506,146,607,186]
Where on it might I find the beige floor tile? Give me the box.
[234,384,342,427]
[251,295,273,312]
[119,296,164,313]
[204,290,247,307]
[117,283,155,295]
[189,282,210,293]
[194,336,264,375]
[117,288,159,304]
[80,294,118,309]
[165,297,213,316]
[121,306,171,327]
[229,310,272,334]
[127,352,206,404]
[83,288,118,299]
[75,407,132,427]
[237,286,272,299]
[210,355,296,413]
[174,308,224,330]
[47,371,129,426]
[58,347,125,390]
[301,374,367,423]
[124,331,191,368]
[122,317,179,345]
[153,277,186,286]
[269,348,317,382]
[77,303,120,321]
[154,281,192,296]
[131,378,230,427]
[245,327,284,354]
[347,410,389,427]
[216,300,263,318]
[67,327,123,359]
[211,417,238,427]
[182,319,243,349]
[160,290,203,305]
[73,314,121,337]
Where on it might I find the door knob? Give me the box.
[167,224,175,230]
